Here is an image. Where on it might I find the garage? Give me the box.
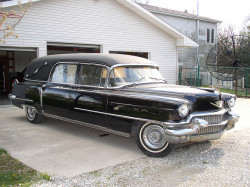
[47,42,101,55]
[0,43,102,104]
[0,47,37,102]
[0,0,197,105]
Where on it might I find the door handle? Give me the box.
[42,84,46,91]
[71,85,79,90]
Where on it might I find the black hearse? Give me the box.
[9,54,239,157]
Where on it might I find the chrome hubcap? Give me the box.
[142,125,167,150]
[27,107,36,120]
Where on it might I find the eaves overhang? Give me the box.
[151,10,222,24]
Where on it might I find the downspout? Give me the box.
[196,0,199,67]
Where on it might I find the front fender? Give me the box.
[108,92,191,122]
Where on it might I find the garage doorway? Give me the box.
[47,43,101,55]
[110,51,148,59]
[0,48,37,105]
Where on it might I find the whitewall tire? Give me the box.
[135,122,175,157]
[25,106,43,124]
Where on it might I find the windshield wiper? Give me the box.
[119,77,146,89]
[135,77,146,84]
[149,77,168,83]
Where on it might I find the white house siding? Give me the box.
[155,14,197,38]
[153,13,218,68]
[1,0,179,84]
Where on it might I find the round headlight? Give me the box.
[178,104,190,117]
[227,97,236,108]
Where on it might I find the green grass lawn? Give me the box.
[0,148,50,186]
[219,88,247,97]
[200,85,249,97]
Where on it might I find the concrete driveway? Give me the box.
[0,98,248,177]
[0,106,144,176]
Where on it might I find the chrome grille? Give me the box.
[198,115,224,124]
[196,125,224,135]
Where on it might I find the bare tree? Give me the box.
[217,24,250,95]
[0,1,31,43]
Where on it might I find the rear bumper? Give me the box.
[163,110,239,144]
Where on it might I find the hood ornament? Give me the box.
[210,101,223,109]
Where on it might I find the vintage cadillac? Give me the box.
[9,54,239,157]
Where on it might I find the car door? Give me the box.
[42,63,78,117]
[69,63,108,127]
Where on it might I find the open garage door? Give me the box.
[0,47,37,104]
[47,42,101,55]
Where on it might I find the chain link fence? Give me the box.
[179,66,250,97]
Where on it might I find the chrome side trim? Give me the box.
[24,79,48,83]
[74,107,164,125]
[74,107,106,115]
[109,102,174,111]
[70,88,187,105]
[40,87,44,108]
[8,94,34,103]
[42,112,130,137]
[74,108,231,128]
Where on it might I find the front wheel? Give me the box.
[135,123,175,157]
[25,106,43,124]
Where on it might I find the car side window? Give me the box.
[79,64,107,87]
[51,64,77,84]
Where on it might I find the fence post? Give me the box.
[197,65,200,87]
[190,72,192,86]
[179,67,182,85]
[246,68,248,98]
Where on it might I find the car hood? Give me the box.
[123,83,221,111]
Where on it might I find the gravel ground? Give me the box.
[37,128,250,187]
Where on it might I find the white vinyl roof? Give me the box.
[1,0,198,47]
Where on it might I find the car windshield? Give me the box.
[109,66,165,87]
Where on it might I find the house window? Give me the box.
[199,29,205,36]
[211,29,215,43]
[207,29,210,43]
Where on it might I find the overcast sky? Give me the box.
[146,0,250,32]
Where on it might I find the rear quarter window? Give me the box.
[51,64,77,84]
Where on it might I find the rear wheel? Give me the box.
[135,122,175,157]
[25,106,43,124]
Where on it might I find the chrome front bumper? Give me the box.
[163,110,239,144]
